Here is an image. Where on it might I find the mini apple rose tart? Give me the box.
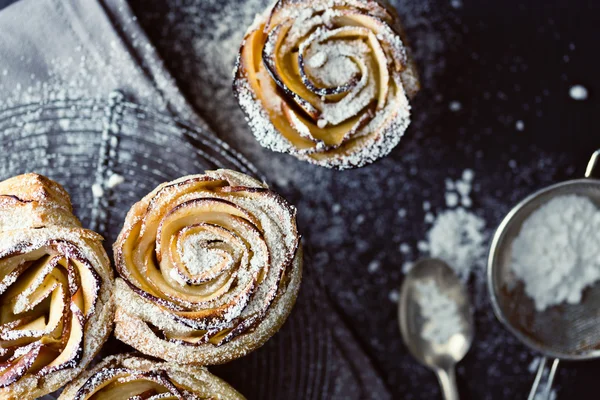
[59,354,245,399]
[113,169,302,365]
[0,174,114,399]
[233,0,419,169]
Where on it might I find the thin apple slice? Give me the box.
[297,52,360,96]
[235,26,317,151]
[44,284,67,338]
[366,31,390,109]
[284,101,374,147]
[69,258,100,318]
[262,23,321,119]
[0,342,44,387]
[37,304,84,376]
[8,255,57,314]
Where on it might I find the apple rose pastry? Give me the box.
[59,354,245,399]
[113,169,302,364]
[0,174,113,399]
[233,0,419,169]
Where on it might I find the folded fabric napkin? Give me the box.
[0,0,391,398]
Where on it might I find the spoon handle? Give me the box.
[435,367,459,400]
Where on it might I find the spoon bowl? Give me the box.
[399,258,474,400]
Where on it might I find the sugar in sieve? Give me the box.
[488,149,600,399]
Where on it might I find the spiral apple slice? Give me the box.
[297,54,360,97]
[331,11,407,68]
[68,257,100,318]
[283,101,374,148]
[113,170,301,365]
[263,23,321,120]
[233,0,418,169]
[167,224,243,285]
[236,25,317,151]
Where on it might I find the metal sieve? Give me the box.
[488,149,600,399]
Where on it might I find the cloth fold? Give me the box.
[0,0,391,398]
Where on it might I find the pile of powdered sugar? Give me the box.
[511,194,600,311]
[404,169,488,283]
[415,279,464,345]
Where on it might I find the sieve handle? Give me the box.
[585,149,600,178]
[435,366,459,400]
[527,357,559,400]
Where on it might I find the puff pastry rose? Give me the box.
[113,169,302,364]
[0,174,114,399]
[234,0,419,169]
[59,354,245,399]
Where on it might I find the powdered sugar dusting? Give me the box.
[511,195,600,311]
[113,170,301,364]
[405,169,487,283]
[178,232,230,277]
[233,1,416,169]
[415,279,464,345]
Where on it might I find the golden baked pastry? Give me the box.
[113,169,302,364]
[0,174,114,399]
[58,354,245,399]
[233,0,419,169]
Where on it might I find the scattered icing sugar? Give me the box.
[569,84,588,100]
[304,40,363,88]
[368,260,381,273]
[169,268,187,286]
[445,192,459,207]
[178,232,227,276]
[426,208,487,281]
[515,120,525,131]
[511,195,600,311]
[415,280,463,345]
[306,51,327,68]
[388,288,399,303]
[403,169,488,294]
[449,100,462,112]
[91,183,104,198]
[106,173,125,188]
[399,243,411,254]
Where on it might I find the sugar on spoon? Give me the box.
[398,258,474,400]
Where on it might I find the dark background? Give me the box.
[124,1,600,398]
[2,0,600,398]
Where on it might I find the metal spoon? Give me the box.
[399,258,474,400]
